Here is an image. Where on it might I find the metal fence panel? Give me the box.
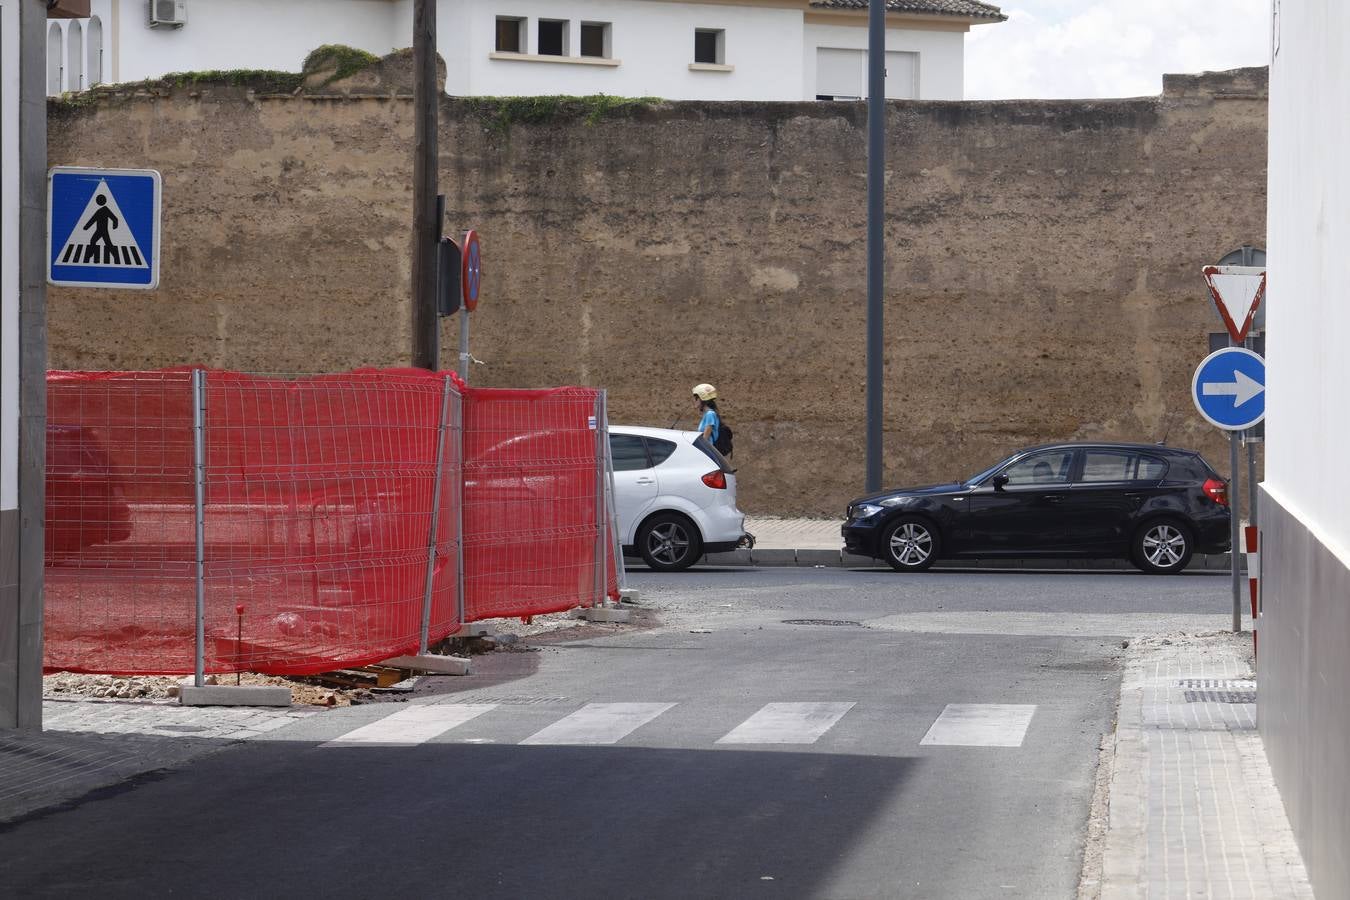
[44,369,465,675]
[461,386,611,621]
[45,370,198,674]
[44,369,620,674]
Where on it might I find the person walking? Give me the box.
[692,382,722,444]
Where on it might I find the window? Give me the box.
[66,21,84,92]
[48,23,64,97]
[694,29,723,65]
[1080,451,1168,483]
[815,47,862,100]
[538,19,567,56]
[580,22,610,59]
[495,17,524,53]
[87,16,104,87]
[646,438,677,466]
[1001,451,1074,486]
[609,435,650,472]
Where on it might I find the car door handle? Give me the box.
[1044,495,1063,504]
[635,477,655,485]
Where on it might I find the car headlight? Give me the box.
[853,503,884,519]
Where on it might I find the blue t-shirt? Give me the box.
[698,409,720,443]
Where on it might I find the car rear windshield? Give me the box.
[693,435,732,471]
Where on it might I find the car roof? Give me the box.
[610,425,699,442]
[1015,441,1197,456]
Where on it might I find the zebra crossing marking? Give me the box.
[715,702,856,745]
[320,703,497,747]
[313,700,1042,750]
[919,704,1037,747]
[519,703,675,745]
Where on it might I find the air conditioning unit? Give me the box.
[148,0,187,29]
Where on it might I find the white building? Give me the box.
[1261,2,1350,896]
[45,0,1004,101]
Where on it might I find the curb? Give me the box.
[698,549,1242,572]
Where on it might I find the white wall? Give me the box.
[1,0,20,509]
[1266,1,1350,557]
[447,0,804,101]
[48,0,978,101]
[103,0,404,83]
[804,22,964,101]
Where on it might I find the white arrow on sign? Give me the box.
[1201,370,1264,406]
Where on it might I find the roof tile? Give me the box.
[810,0,1007,22]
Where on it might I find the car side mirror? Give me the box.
[992,474,1010,492]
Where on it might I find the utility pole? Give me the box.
[1,0,50,730]
[411,0,439,370]
[865,0,886,492]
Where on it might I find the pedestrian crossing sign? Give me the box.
[48,167,161,289]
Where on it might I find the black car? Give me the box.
[842,442,1231,574]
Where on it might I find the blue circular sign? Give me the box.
[1191,347,1265,431]
[462,230,481,311]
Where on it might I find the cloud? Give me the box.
[965,0,1271,100]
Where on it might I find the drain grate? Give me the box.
[782,619,863,627]
[445,695,570,706]
[1184,690,1257,704]
[1177,679,1256,690]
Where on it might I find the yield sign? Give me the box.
[1202,265,1266,343]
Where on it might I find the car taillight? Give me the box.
[1203,477,1229,506]
[702,470,727,490]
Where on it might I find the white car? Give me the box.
[609,425,747,571]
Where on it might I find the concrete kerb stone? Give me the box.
[381,654,471,675]
[582,606,631,623]
[179,685,292,707]
[693,550,1240,571]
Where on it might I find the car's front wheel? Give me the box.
[638,513,703,572]
[1132,519,1193,574]
[882,516,940,572]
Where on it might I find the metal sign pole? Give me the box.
[419,375,453,654]
[1229,428,1243,633]
[453,388,466,627]
[192,369,208,687]
[593,393,607,607]
[459,308,470,382]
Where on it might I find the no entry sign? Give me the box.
[462,230,481,312]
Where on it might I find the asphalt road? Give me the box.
[0,568,1234,899]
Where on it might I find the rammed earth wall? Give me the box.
[47,58,1267,514]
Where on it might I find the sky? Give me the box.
[964,0,1272,100]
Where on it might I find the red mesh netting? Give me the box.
[43,370,620,675]
[460,385,617,621]
[44,369,462,675]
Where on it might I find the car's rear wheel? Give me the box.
[638,513,703,572]
[882,516,940,572]
[1132,519,1193,574]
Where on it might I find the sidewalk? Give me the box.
[725,516,1239,571]
[0,699,313,823]
[1093,632,1312,899]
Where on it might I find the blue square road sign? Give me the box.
[48,167,161,290]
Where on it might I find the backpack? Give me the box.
[714,420,734,458]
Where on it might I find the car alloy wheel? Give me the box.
[1134,520,1192,574]
[638,513,703,572]
[882,517,940,572]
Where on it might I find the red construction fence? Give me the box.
[44,369,620,676]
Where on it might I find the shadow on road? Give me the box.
[0,739,920,899]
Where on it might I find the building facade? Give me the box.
[45,0,1004,100]
[1261,1,1350,896]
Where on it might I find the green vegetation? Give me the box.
[466,94,662,134]
[302,44,381,86]
[157,69,305,93]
